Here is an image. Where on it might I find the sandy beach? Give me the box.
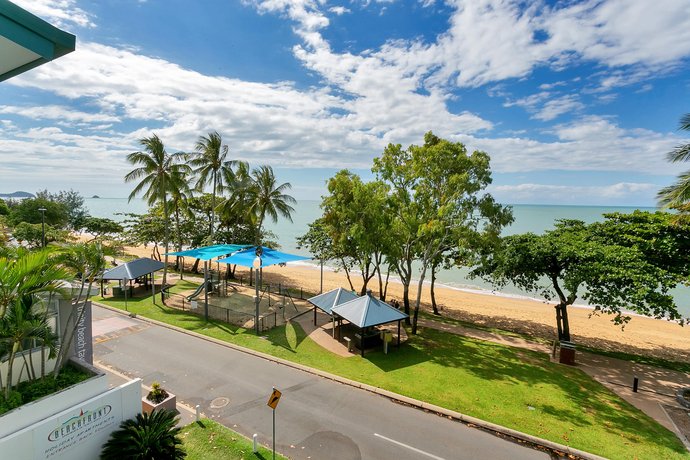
[120,243,690,363]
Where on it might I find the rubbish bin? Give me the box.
[559,341,576,365]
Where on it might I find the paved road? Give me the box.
[92,306,548,460]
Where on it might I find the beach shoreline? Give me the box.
[116,242,690,363]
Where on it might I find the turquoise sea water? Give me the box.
[84,198,690,316]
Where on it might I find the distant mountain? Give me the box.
[0,191,34,198]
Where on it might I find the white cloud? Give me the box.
[455,116,685,175]
[328,6,350,15]
[490,182,659,205]
[10,0,95,29]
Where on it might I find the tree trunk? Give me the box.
[411,268,427,335]
[162,194,170,303]
[555,303,571,342]
[431,261,439,315]
[341,258,355,292]
[191,258,200,274]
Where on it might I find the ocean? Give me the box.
[83,197,690,316]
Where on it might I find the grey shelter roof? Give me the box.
[101,258,164,281]
[307,288,359,315]
[217,246,310,268]
[331,293,409,328]
[166,244,249,261]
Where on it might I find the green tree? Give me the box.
[80,217,123,241]
[189,131,234,237]
[36,189,87,230]
[0,199,9,216]
[125,134,190,294]
[101,409,186,459]
[317,171,392,295]
[245,165,296,245]
[374,132,511,333]
[475,214,690,342]
[8,198,68,228]
[658,113,690,208]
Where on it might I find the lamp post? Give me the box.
[253,254,261,335]
[38,207,46,248]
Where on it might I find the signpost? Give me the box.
[267,387,281,460]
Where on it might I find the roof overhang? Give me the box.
[0,0,76,82]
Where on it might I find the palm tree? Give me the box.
[53,242,108,375]
[245,165,296,245]
[189,131,234,238]
[0,249,67,397]
[125,135,190,296]
[101,409,186,459]
[658,113,690,207]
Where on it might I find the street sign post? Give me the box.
[267,387,281,460]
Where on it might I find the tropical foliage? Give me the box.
[101,409,186,459]
[658,113,690,208]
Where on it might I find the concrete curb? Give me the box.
[95,302,608,460]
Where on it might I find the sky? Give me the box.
[2,0,690,206]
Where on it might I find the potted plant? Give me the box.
[141,381,176,414]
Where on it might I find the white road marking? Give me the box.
[374,433,446,460]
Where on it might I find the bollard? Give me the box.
[253,434,258,453]
[633,376,639,393]
[195,404,200,422]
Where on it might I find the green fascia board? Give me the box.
[0,0,76,81]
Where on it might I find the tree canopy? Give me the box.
[475,212,690,341]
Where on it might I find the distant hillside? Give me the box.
[0,191,34,198]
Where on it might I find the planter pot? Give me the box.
[142,392,177,414]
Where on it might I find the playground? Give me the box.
[165,270,314,332]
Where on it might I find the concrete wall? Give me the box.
[0,359,108,438]
[0,348,58,387]
[0,376,141,460]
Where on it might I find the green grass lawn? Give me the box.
[96,285,689,460]
[181,419,287,460]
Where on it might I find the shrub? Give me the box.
[146,382,169,404]
[101,409,185,459]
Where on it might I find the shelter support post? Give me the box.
[313,306,317,326]
[152,275,156,305]
[204,261,209,321]
[397,321,401,347]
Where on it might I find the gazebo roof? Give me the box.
[0,0,76,81]
[166,244,250,261]
[307,287,359,316]
[217,246,310,268]
[331,292,408,328]
[101,258,164,281]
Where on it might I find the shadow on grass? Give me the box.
[413,326,687,456]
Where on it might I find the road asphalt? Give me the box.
[92,305,549,460]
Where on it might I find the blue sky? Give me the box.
[2,0,690,206]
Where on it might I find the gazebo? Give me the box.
[307,287,359,326]
[309,288,409,356]
[100,258,164,308]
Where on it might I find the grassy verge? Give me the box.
[96,290,689,459]
[181,419,287,460]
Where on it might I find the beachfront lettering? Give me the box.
[47,405,112,442]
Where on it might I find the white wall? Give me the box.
[0,378,142,460]
[0,349,57,387]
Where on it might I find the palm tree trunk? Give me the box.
[210,174,216,238]
[162,194,170,303]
